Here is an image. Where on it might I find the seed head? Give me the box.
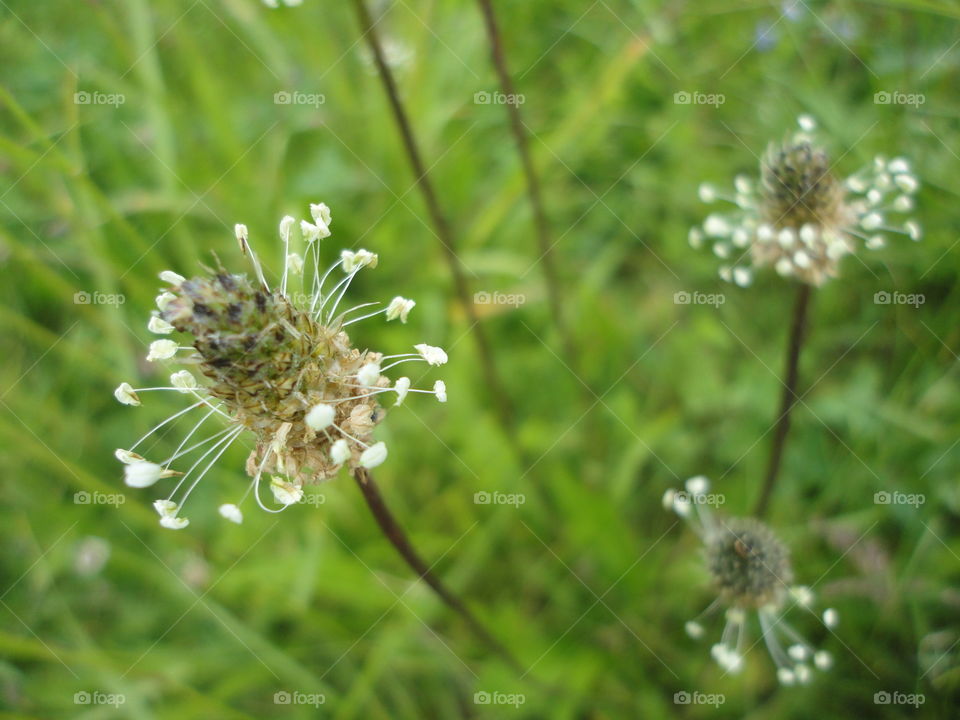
[114,202,447,527]
[665,476,836,683]
[692,116,920,286]
[705,517,793,608]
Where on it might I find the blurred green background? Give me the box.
[2,0,959,717]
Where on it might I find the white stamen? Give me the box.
[357,362,381,387]
[385,296,416,323]
[124,461,163,488]
[146,340,178,361]
[305,403,336,431]
[415,344,448,366]
[114,382,141,406]
[359,441,388,468]
[331,438,351,464]
[218,503,243,524]
[160,270,185,285]
[394,377,411,405]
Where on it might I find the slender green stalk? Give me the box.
[474,0,576,365]
[350,0,517,440]
[754,283,812,518]
[353,468,523,673]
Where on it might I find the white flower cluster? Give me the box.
[114,202,448,529]
[664,476,837,685]
[690,116,920,286]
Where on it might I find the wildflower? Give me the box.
[692,116,920,286]
[114,202,446,529]
[664,476,835,684]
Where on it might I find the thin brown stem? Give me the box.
[353,467,523,672]
[350,0,516,440]
[754,283,812,518]
[475,0,575,365]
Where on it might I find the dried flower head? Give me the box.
[691,115,920,286]
[114,202,447,528]
[664,477,837,685]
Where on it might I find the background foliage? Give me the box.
[1,0,959,717]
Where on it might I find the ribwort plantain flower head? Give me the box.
[691,115,920,286]
[114,202,447,529]
[664,477,837,685]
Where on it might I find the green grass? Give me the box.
[2,0,959,717]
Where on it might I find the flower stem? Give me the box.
[353,467,523,673]
[754,283,812,518]
[350,0,517,441]
[474,0,576,366]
